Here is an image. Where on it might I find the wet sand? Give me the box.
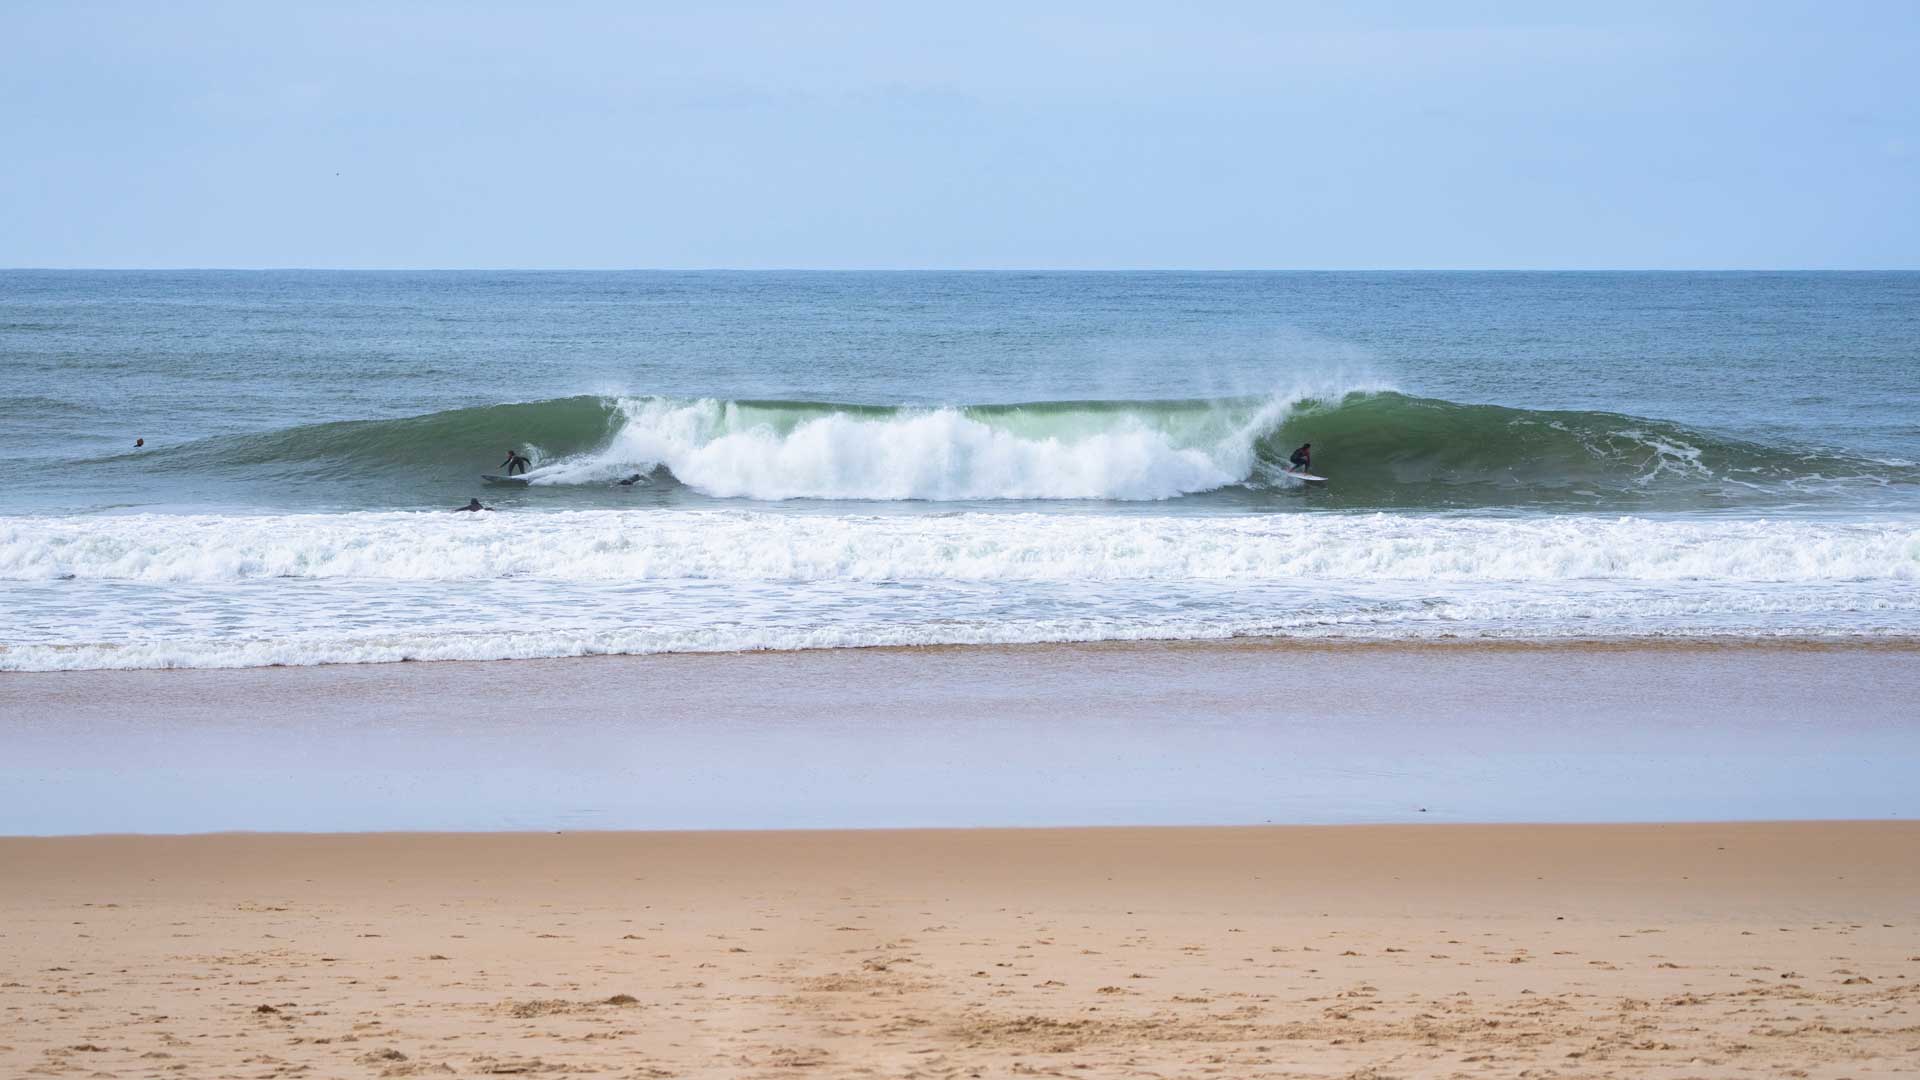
[3,824,1917,1079]
[4,640,1919,833]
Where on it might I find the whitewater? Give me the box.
[6,511,1917,584]
[529,396,1268,501]
[4,510,1917,671]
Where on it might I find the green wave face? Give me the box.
[92,391,1914,509]
[1253,393,1908,508]
[119,395,627,476]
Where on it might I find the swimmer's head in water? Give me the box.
[134,438,144,447]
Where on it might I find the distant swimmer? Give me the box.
[1288,442,1312,473]
[617,473,645,486]
[456,498,492,512]
[134,437,144,448]
[499,448,532,476]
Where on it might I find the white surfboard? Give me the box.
[481,473,531,485]
[1283,469,1327,483]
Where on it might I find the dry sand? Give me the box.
[3,824,1917,1079]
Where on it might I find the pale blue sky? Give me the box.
[2,1,1915,268]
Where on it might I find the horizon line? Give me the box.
[4,266,1917,274]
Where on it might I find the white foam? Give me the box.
[523,392,1318,500]
[5,587,1914,672]
[9,508,1916,671]
[3,510,1915,585]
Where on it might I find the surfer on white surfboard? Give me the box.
[1288,442,1313,474]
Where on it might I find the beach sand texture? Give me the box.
[3,824,1917,1079]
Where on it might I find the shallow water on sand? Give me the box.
[5,642,1917,833]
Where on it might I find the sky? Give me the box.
[2,1,1915,269]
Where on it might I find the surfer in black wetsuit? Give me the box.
[500,448,532,475]
[456,498,492,512]
[1288,442,1312,473]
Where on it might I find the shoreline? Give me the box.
[4,823,1916,1078]
[9,630,1920,676]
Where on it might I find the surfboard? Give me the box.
[1283,469,1328,483]
[481,473,531,485]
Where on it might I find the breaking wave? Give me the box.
[90,390,1915,508]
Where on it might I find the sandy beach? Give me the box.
[6,644,1918,1076]
[3,823,1916,1079]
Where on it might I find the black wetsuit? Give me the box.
[500,452,531,476]
[1289,445,1311,471]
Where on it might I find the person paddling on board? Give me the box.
[500,448,532,476]
[1288,442,1312,475]
[456,498,492,512]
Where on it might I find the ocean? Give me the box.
[3,270,1917,671]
